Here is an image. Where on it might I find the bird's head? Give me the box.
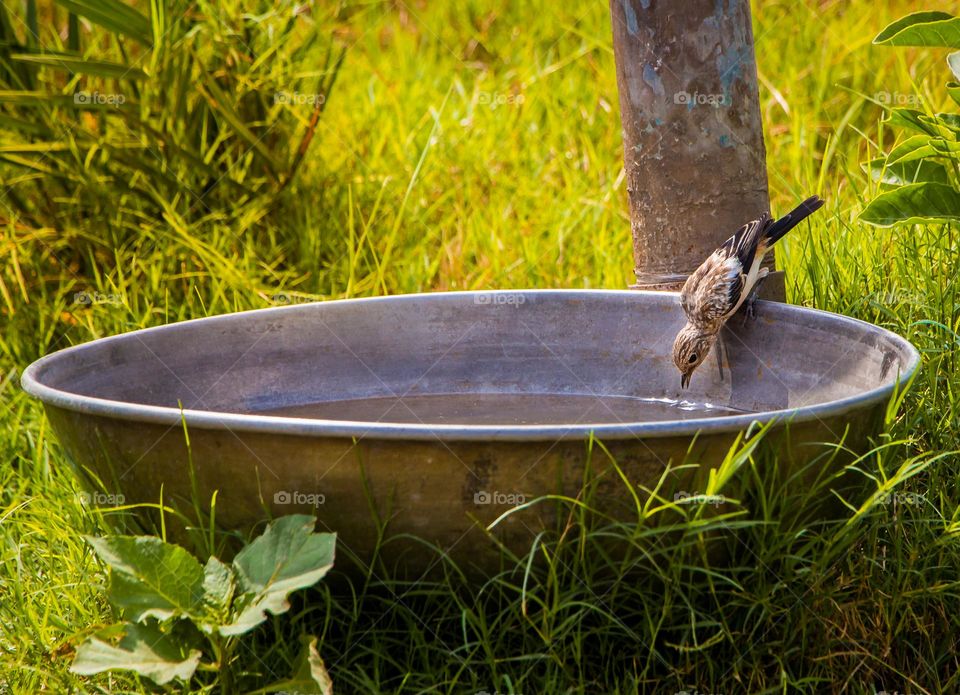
[672,324,717,389]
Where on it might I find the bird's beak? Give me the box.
[680,372,690,389]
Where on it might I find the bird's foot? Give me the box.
[741,271,769,326]
[742,293,758,325]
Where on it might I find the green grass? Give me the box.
[2,0,960,692]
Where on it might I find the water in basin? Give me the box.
[255,393,749,426]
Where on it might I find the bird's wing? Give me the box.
[683,251,744,327]
[719,213,773,278]
[681,213,776,327]
[715,213,775,310]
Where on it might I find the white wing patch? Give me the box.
[723,257,741,283]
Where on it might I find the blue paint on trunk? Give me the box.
[621,0,639,36]
[642,63,665,97]
[716,46,750,101]
[713,0,749,105]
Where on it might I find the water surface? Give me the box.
[256,393,749,426]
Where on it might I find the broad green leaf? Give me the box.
[10,53,147,80]
[54,0,152,45]
[860,182,960,226]
[886,134,935,164]
[874,12,960,47]
[930,138,960,156]
[86,535,206,623]
[886,108,937,135]
[874,11,954,43]
[939,113,960,130]
[201,556,235,622]
[71,622,201,685]
[257,636,333,695]
[950,52,960,81]
[947,81,960,106]
[220,516,335,636]
[920,113,960,138]
[864,157,950,186]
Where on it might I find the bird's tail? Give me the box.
[765,195,825,245]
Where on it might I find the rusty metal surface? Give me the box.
[21,290,918,571]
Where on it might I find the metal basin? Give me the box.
[21,290,919,573]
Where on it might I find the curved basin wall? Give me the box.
[26,291,914,420]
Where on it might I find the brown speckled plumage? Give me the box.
[673,196,825,388]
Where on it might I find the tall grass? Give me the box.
[2,0,960,692]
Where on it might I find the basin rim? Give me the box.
[20,290,921,442]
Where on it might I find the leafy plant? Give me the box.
[70,514,336,693]
[860,11,960,226]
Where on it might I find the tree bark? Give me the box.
[609,0,782,298]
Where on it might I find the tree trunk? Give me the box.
[609,0,782,298]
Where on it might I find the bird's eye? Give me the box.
[688,354,698,364]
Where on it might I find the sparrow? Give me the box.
[673,195,825,389]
